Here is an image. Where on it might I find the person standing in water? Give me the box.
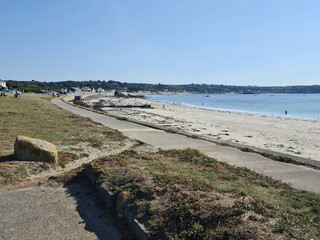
[285,110,288,115]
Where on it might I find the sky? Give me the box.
[1,0,320,86]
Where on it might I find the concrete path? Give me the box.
[53,98,320,193]
[0,182,121,240]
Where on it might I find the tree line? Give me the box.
[2,79,320,94]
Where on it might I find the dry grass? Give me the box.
[91,149,320,240]
[0,93,126,152]
[0,93,127,188]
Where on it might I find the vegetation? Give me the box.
[0,93,126,152]
[240,147,254,152]
[5,80,49,92]
[274,155,296,164]
[3,79,320,94]
[0,93,127,188]
[239,147,304,166]
[91,148,320,239]
[165,128,178,134]
[116,116,128,121]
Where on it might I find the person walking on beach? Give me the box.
[285,110,288,115]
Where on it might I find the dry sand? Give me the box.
[85,96,320,162]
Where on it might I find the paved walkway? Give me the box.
[53,98,320,193]
[0,182,121,240]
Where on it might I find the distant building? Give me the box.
[0,81,7,89]
[96,87,105,92]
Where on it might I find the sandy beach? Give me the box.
[84,95,320,162]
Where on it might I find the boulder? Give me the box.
[14,136,58,164]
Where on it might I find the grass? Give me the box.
[91,148,320,240]
[0,93,127,188]
[240,146,302,166]
[58,152,80,168]
[0,93,126,152]
[190,134,200,139]
[116,116,128,121]
[274,155,296,164]
[165,128,178,134]
[240,147,254,152]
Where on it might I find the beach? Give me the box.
[84,95,320,162]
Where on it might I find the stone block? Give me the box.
[14,136,57,164]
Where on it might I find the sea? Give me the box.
[146,93,320,121]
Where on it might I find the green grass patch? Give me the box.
[274,155,296,164]
[240,147,254,152]
[116,116,128,121]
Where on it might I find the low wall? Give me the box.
[85,164,149,240]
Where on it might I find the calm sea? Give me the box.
[147,93,320,120]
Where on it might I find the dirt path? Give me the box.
[29,140,135,182]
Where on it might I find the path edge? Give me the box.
[84,164,149,240]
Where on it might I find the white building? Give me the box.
[0,81,7,89]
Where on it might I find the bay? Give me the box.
[147,93,320,120]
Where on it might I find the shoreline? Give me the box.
[146,93,320,122]
[148,99,320,123]
[83,95,320,162]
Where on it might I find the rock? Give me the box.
[14,136,58,164]
[116,191,129,218]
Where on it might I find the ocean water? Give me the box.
[147,93,320,120]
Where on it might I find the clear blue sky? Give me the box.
[1,0,320,86]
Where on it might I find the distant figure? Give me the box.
[202,102,203,106]
[285,110,288,115]
[163,104,165,109]
[14,90,20,98]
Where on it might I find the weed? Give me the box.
[40,163,49,170]
[92,165,102,173]
[190,135,200,139]
[116,116,128,121]
[274,220,286,233]
[215,230,246,240]
[80,153,89,158]
[240,147,254,152]
[165,128,178,134]
[275,155,296,164]
[216,142,231,147]
[0,171,13,179]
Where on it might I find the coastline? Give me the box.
[180,102,320,122]
[147,93,320,122]
[83,95,320,162]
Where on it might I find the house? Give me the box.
[0,81,7,89]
